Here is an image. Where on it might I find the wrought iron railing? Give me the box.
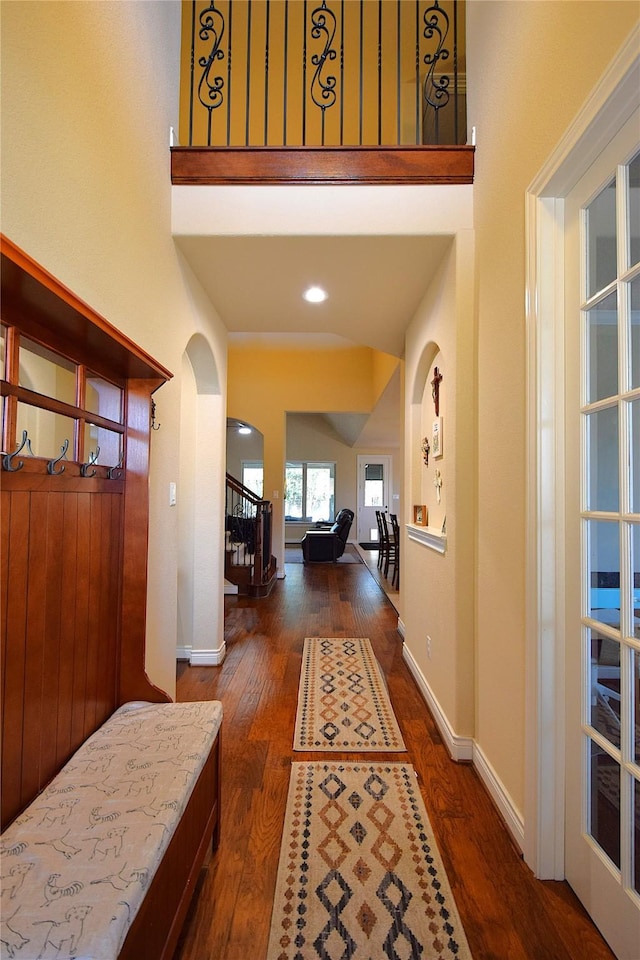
[225,472,276,595]
[183,0,466,148]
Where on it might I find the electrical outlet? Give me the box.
[427,636,432,659]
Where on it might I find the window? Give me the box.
[363,462,384,507]
[285,461,335,522]
[242,460,264,498]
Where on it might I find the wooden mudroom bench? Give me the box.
[0,701,222,960]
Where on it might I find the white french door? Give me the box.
[564,112,640,958]
[356,455,392,545]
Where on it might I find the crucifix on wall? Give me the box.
[431,367,443,415]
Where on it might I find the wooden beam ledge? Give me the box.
[171,145,474,186]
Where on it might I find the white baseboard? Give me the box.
[402,642,524,853]
[402,644,473,761]
[176,643,226,666]
[397,617,406,638]
[473,743,525,853]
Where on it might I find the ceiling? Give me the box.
[177,233,451,446]
[175,234,452,358]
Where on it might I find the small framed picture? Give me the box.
[432,417,443,459]
[413,504,428,526]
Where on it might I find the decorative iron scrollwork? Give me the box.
[2,430,34,472]
[197,2,226,118]
[310,1,337,126]
[423,1,450,116]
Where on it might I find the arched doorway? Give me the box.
[178,334,226,665]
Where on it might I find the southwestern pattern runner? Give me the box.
[294,638,405,751]
[267,762,472,960]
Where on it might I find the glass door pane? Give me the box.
[632,399,640,513]
[586,176,617,298]
[586,406,619,511]
[586,291,618,402]
[589,741,620,869]
[581,150,640,892]
[589,629,621,746]
[628,151,640,269]
[364,462,384,508]
[632,276,640,390]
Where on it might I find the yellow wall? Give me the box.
[404,232,475,738]
[0,0,229,695]
[466,0,638,813]
[227,339,400,564]
[284,413,400,541]
[226,403,401,549]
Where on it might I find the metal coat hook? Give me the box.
[2,430,34,472]
[80,446,100,478]
[151,399,160,431]
[107,456,124,480]
[47,439,69,476]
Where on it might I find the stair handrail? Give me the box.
[225,472,275,590]
[225,471,268,507]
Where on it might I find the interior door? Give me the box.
[357,455,392,545]
[564,113,640,958]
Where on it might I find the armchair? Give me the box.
[301,508,354,562]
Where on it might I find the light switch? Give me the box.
[169,482,177,506]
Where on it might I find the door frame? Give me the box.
[524,26,639,880]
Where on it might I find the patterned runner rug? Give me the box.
[267,762,472,960]
[294,638,405,752]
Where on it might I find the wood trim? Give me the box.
[119,380,171,705]
[1,235,173,383]
[523,27,640,883]
[0,486,124,827]
[1,467,125,491]
[1,242,173,827]
[1,382,125,434]
[171,144,475,186]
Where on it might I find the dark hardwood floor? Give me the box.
[173,561,614,960]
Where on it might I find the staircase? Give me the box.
[225,473,277,597]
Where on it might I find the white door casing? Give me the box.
[524,21,639,954]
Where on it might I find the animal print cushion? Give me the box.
[0,699,223,960]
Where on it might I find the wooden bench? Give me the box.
[0,700,222,960]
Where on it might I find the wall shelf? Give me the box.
[407,523,447,554]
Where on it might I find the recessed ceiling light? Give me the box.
[303,285,328,304]
[238,425,252,435]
